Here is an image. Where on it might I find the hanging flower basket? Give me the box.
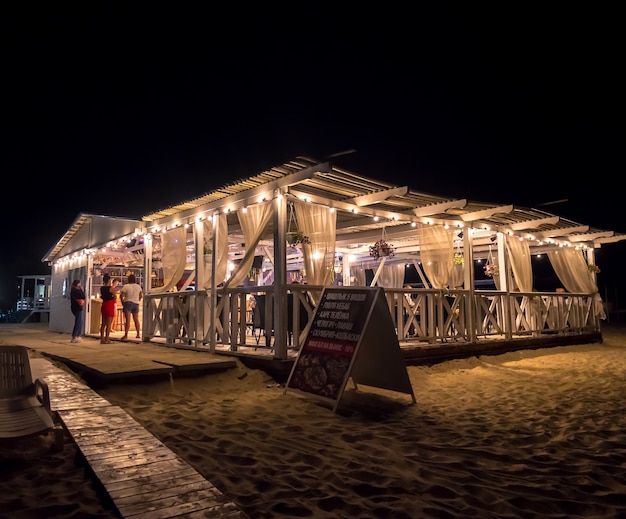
[453,253,464,265]
[484,262,499,277]
[484,246,498,277]
[370,239,395,260]
[587,264,601,273]
[287,231,311,246]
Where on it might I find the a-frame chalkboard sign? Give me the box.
[285,286,416,412]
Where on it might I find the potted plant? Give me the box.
[453,253,464,265]
[587,263,601,273]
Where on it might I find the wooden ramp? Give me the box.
[31,357,248,519]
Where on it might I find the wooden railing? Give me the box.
[143,287,602,358]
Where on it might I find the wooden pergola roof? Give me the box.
[140,156,625,263]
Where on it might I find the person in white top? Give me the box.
[120,273,143,341]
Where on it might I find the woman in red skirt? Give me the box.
[100,273,119,344]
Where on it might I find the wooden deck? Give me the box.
[6,329,239,388]
[30,356,248,519]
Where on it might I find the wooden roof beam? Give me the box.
[335,224,419,245]
[289,189,431,224]
[412,199,467,217]
[535,225,590,239]
[347,186,409,207]
[568,231,614,242]
[461,204,514,222]
[593,235,626,245]
[145,161,331,225]
[508,216,560,231]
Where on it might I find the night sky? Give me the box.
[2,6,623,312]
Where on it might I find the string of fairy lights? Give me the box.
[53,193,595,271]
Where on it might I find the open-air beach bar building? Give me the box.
[42,156,626,364]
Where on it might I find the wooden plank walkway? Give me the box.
[9,330,238,387]
[31,357,248,519]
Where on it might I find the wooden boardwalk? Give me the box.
[31,357,248,518]
[4,328,238,387]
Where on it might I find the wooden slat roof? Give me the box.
[141,156,626,259]
[45,156,625,264]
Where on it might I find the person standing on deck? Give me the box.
[70,279,86,343]
[120,273,143,341]
[100,274,119,344]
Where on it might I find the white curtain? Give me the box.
[202,214,229,289]
[449,263,464,289]
[224,201,273,290]
[293,200,336,289]
[417,223,454,289]
[547,248,606,318]
[505,235,533,292]
[378,263,406,288]
[153,227,187,293]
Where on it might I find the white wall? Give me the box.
[48,258,88,335]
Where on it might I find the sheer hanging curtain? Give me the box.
[224,201,273,290]
[547,248,606,318]
[417,223,454,289]
[505,235,533,292]
[293,200,336,303]
[378,263,406,288]
[449,260,464,289]
[153,227,187,293]
[202,215,228,289]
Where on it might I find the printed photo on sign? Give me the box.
[288,348,353,399]
[288,288,375,399]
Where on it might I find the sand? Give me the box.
[0,432,117,518]
[3,325,626,518]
